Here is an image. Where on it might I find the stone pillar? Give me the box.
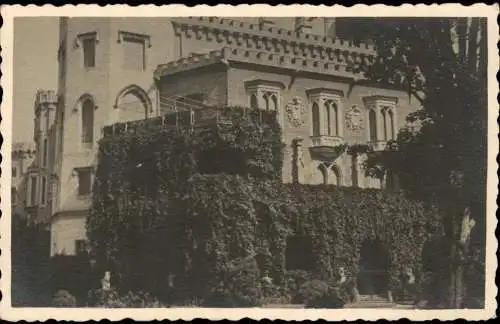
[292,137,304,184]
[376,105,384,141]
[324,18,336,38]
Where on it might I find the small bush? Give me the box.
[52,290,77,307]
[202,259,263,308]
[295,280,345,309]
[87,288,163,308]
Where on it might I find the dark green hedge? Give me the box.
[89,174,442,303]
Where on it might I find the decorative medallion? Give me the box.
[286,97,306,127]
[345,104,365,132]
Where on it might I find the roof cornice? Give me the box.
[155,46,370,81]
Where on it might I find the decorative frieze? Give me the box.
[345,104,365,132]
[286,97,306,127]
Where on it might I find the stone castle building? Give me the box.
[28,17,420,257]
[11,142,36,219]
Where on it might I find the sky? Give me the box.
[13,17,59,144]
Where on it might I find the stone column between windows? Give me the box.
[391,108,398,141]
[382,108,389,140]
[335,100,343,137]
[328,101,335,136]
[318,98,328,136]
[257,89,267,110]
[375,105,384,141]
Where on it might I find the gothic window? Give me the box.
[115,85,152,122]
[369,109,377,142]
[29,175,38,206]
[40,176,47,206]
[81,98,95,148]
[324,101,331,135]
[118,31,150,71]
[312,102,320,136]
[42,138,48,167]
[77,168,92,196]
[363,96,398,144]
[266,93,278,111]
[388,109,395,140]
[307,89,344,138]
[11,187,17,205]
[12,167,17,178]
[381,107,396,141]
[330,166,340,186]
[250,94,258,109]
[81,35,96,68]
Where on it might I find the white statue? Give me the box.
[460,207,476,245]
[101,271,111,291]
[404,267,415,285]
[337,266,347,285]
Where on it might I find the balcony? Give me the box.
[368,141,387,152]
[309,135,345,161]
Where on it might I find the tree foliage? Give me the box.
[354,17,487,308]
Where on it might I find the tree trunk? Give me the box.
[467,18,480,74]
[457,18,468,64]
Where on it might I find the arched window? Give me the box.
[269,94,278,111]
[382,109,388,140]
[324,101,331,135]
[369,109,377,142]
[11,187,17,205]
[331,102,339,136]
[115,85,152,122]
[250,94,258,109]
[330,166,340,186]
[81,98,94,147]
[310,163,326,185]
[388,110,395,140]
[312,102,320,136]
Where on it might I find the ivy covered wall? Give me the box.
[88,106,443,303]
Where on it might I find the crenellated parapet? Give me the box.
[34,89,58,113]
[12,142,36,159]
[171,17,376,77]
[155,45,374,81]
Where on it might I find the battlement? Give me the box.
[12,142,36,159]
[171,17,376,60]
[35,90,58,111]
[155,45,374,81]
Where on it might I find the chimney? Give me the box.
[324,18,336,38]
[294,17,312,34]
[259,17,275,30]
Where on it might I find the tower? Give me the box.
[51,17,177,256]
[22,90,58,224]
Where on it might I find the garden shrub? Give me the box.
[296,280,345,308]
[87,288,163,308]
[52,290,77,307]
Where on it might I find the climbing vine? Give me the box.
[88,106,443,304]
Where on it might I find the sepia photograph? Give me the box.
[0,4,498,321]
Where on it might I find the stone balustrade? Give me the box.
[310,135,345,148]
[35,89,58,105]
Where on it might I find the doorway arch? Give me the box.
[357,239,390,297]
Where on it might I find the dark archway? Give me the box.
[357,239,390,297]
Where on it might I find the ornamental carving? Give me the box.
[286,97,306,127]
[345,104,364,132]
